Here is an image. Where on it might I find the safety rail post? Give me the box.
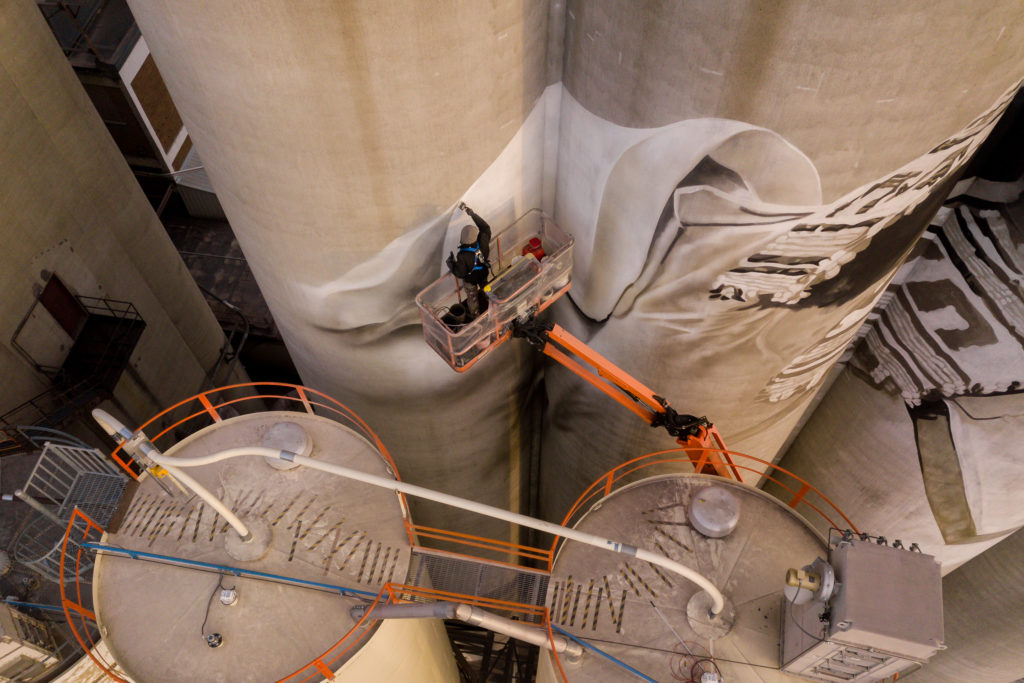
[403,518,418,547]
[197,393,222,422]
[789,482,812,508]
[295,385,314,414]
[309,659,335,680]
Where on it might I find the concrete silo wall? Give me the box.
[538,1,1024,521]
[124,0,1024,559]
[126,1,554,535]
[923,526,1024,681]
[773,200,1024,571]
[0,2,239,427]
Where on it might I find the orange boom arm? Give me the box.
[512,318,742,482]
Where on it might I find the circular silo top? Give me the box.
[92,411,411,682]
[546,473,826,682]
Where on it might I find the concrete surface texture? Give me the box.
[775,201,1024,571]
[0,2,245,427]
[125,0,553,540]
[923,526,1024,681]
[122,0,1024,522]
[560,0,1024,202]
[543,474,826,682]
[537,84,1014,522]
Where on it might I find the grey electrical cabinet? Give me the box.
[781,538,945,682]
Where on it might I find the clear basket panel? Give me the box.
[416,210,573,370]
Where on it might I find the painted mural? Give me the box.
[848,203,1024,546]
[539,81,1022,521]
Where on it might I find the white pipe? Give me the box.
[90,409,252,542]
[454,604,584,659]
[153,463,252,541]
[350,601,583,659]
[155,445,726,614]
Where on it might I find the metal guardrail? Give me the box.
[552,447,860,541]
[59,509,124,681]
[13,442,127,582]
[106,383,400,491]
[406,547,550,623]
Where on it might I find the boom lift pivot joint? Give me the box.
[649,398,710,440]
[511,313,551,348]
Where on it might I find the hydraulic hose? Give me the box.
[152,445,727,614]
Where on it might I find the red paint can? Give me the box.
[522,237,545,261]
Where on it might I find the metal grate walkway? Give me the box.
[406,548,549,623]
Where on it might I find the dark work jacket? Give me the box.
[449,210,492,285]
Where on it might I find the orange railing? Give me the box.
[403,445,858,576]
[105,383,411,536]
[60,509,129,682]
[405,523,552,565]
[553,446,859,554]
[57,509,556,682]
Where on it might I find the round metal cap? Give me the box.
[688,485,740,538]
[219,588,238,606]
[262,421,312,470]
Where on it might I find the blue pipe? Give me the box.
[4,599,67,615]
[82,542,378,598]
[551,624,657,683]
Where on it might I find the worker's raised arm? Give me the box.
[465,206,492,258]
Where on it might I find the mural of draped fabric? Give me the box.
[540,82,1020,521]
[122,2,1024,541]
[776,199,1024,564]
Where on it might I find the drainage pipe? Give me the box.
[149,444,726,615]
[90,409,252,542]
[351,602,457,620]
[350,601,584,660]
